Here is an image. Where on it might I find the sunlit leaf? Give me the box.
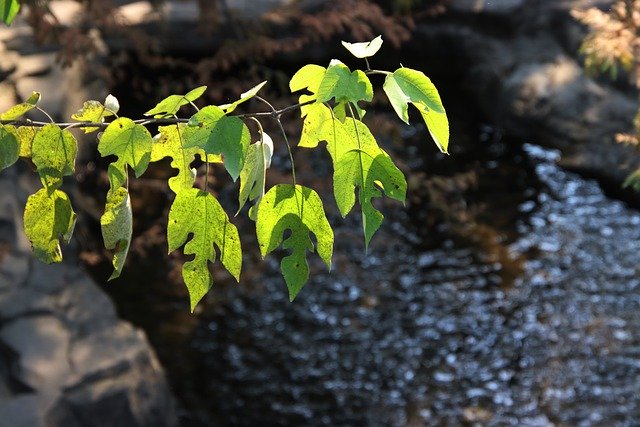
[219,81,267,114]
[1,0,20,25]
[151,124,222,194]
[341,35,383,58]
[256,184,333,300]
[0,91,40,120]
[168,188,242,311]
[31,124,77,193]
[317,60,373,107]
[16,125,38,158]
[184,105,250,181]
[101,187,132,280]
[23,188,76,264]
[237,132,273,219]
[383,67,449,153]
[98,117,153,193]
[71,96,117,133]
[0,124,19,170]
[145,86,207,118]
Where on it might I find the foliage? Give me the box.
[0,35,449,310]
[573,1,640,190]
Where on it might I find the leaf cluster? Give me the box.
[0,36,449,310]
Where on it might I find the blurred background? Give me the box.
[2,0,640,426]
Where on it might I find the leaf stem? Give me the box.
[36,107,55,123]
[364,70,391,76]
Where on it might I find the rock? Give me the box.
[0,316,72,392]
[0,394,45,427]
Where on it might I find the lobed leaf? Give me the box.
[150,124,222,194]
[256,184,333,300]
[23,188,76,264]
[219,81,267,114]
[32,123,77,193]
[383,67,449,153]
[184,106,249,181]
[168,188,242,311]
[145,86,207,118]
[0,124,19,170]
[317,60,373,114]
[1,0,20,25]
[0,91,40,120]
[237,132,273,219]
[100,187,132,280]
[341,35,383,58]
[98,117,153,193]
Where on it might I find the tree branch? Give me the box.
[0,100,314,129]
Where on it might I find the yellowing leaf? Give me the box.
[0,91,40,120]
[256,184,333,300]
[98,117,153,193]
[101,187,132,280]
[184,106,250,181]
[145,86,207,118]
[341,35,383,58]
[383,67,449,153]
[168,188,242,311]
[16,126,38,158]
[23,188,76,264]
[151,124,222,194]
[71,97,117,133]
[219,81,267,114]
[0,124,19,170]
[31,124,77,193]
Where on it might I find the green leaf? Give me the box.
[71,95,117,133]
[98,117,153,192]
[237,132,273,219]
[290,64,327,116]
[1,0,19,25]
[31,124,77,193]
[168,188,242,312]
[256,184,333,300]
[341,35,383,58]
[151,124,222,194]
[15,125,38,158]
[0,125,19,170]
[23,188,76,264]
[0,91,40,120]
[100,187,132,280]
[219,81,267,113]
[383,67,449,153]
[317,60,373,107]
[623,168,640,192]
[184,106,250,181]
[145,86,207,118]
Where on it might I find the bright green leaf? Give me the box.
[0,91,40,120]
[98,117,153,190]
[151,124,222,194]
[100,187,132,280]
[23,188,76,264]
[1,0,19,25]
[256,184,333,300]
[32,124,77,193]
[383,67,449,153]
[145,86,207,118]
[184,106,249,181]
[0,125,19,170]
[237,132,273,219]
[341,35,383,58]
[219,81,267,114]
[317,60,373,106]
[168,188,242,311]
